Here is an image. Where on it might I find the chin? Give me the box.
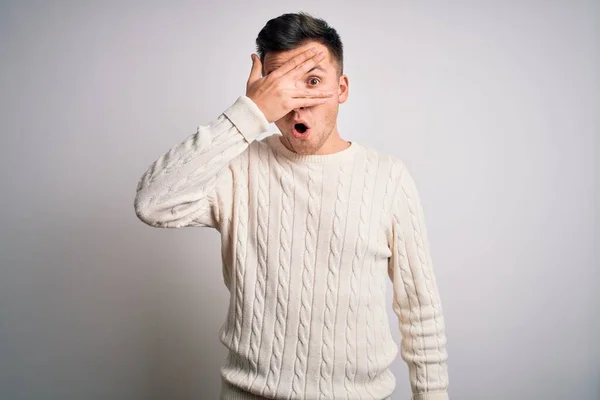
[287,137,318,154]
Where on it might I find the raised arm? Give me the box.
[388,164,449,400]
[134,47,334,229]
[134,95,269,229]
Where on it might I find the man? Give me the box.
[134,12,449,400]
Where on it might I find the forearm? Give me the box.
[397,302,448,399]
[134,95,268,228]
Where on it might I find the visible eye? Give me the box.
[308,77,321,86]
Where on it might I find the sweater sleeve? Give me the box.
[134,95,269,229]
[388,164,449,400]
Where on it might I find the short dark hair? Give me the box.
[255,12,344,77]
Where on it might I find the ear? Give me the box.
[337,74,349,104]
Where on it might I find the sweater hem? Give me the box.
[220,377,393,400]
[412,390,449,400]
[220,378,271,400]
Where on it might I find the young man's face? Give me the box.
[262,40,349,155]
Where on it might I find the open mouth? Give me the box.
[292,123,310,138]
[295,123,308,133]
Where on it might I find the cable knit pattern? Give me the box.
[230,150,250,380]
[264,157,295,394]
[374,160,405,393]
[291,162,321,398]
[245,142,270,383]
[318,159,352,399]
[343,150,377,399]
[387,165,449,399]
[134,95,449,400]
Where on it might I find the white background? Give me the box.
[1,1,598,399]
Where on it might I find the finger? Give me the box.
[270,47,324,79]
[289,51,327,79]
[290,89,334,98]
[247,54,263,85]
[288,97,330,109]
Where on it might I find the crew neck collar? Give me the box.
[266,134,360,164]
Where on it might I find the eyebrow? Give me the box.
[307,65,327,74]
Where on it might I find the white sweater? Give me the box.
[134,95,449,400]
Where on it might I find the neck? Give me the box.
[316,135,351,155]
[282,127,350,155]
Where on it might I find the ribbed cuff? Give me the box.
[412,391,449,400]
[222,95,270,143]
